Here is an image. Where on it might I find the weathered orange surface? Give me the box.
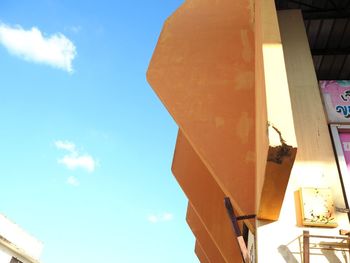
[172,131,242,262]
[255,0,297,220]
[194,241,210,263]
[147,0,255,216]
[187,203,226,263]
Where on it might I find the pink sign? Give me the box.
[340,131,350,174]
[320,81,350,123]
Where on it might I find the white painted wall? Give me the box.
[0,248,11,263]
[0,214,42,261]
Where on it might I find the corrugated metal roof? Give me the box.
[276,0,350,80]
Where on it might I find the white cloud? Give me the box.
[54,140,76,153]
[0,23,76,72]
[54,140,96,173]
[162,213,173,221]
[59,154,95,173]
[147,215,159,223]
[147,213,174,223]
[67,176,79,186]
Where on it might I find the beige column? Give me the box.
[255,0,298,221]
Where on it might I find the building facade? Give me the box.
[148,0,350,262]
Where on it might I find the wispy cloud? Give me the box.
[67,176,79,186]
[0,23,76,72]
[55,141,76,152]
[66,25,81,34]
[147,213,173,223]
[55,140,96,173]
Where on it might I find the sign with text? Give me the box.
[320,80,350,123]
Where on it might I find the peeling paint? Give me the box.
[245,150,256,163]
[236,112,252,144]
[267,124,293,164]
[241,29,253,63]
[267,144,293,164]
[215,116,225,128]
[234,71,254,90]
[248,0,255,24]
[174,56,184,64]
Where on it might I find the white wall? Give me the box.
[0,214,42,261]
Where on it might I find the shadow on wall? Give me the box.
[278,245,298,263]
[321,248,343,263]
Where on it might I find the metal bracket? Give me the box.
[224,197,256,263]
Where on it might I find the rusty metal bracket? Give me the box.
[224,197,256,263]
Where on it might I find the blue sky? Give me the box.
[0,1,199,262]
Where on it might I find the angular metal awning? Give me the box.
[275,0,350,80]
